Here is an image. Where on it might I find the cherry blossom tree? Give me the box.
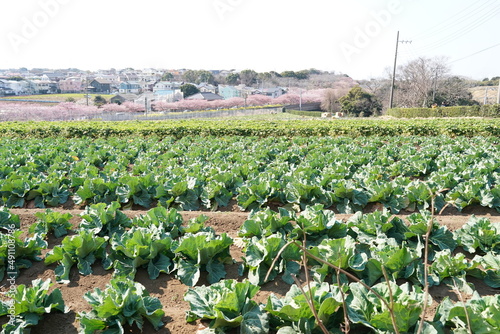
[274,94,300,105]
[101,103,128,112]
[0,102,98,121]
[122,102,145,112]
[246,94,273,106]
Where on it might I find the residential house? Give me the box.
[218,84,255,99]
[197,83,217,94]
[89,79,113,94]
[0,88,15,96]
[139,81,157,93]
[0,80,15,96]
[30,80,57,94]
[59,77,84,93]
[110,94,138,104]
[95,74,120,83]
[0,79,30,95]
[119,81,142,94]
[154,89,183,102]
[139,68,163,82]
[119,72,140,82]
[152,81,183,102]
[254,87,286,99]
[218,85,241,99]
[186,92,224,101]
[42,71,65,82]
[153,81,182,92]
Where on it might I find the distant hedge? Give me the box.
[387,104,500,118]
[286,109,323,117]
[1,118,500,138]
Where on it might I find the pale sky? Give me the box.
[1,0,499,80]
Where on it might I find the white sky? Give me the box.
[1,0,499,80]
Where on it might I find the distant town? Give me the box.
[0,68,355,106]
[0,65,498,115]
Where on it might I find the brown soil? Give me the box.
[1,208,499,333]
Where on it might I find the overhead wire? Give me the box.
[411,3,500,54]
[409,0,494,41]
[450,42,500,64]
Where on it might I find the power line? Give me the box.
[411,4,500,55]
[450,42,500,64]
[410,0,493,40]
[413,5,500,51]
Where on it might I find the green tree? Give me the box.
[93,95,107,107]
[196,70,215,85]
[257,72,272,82]
[225,73,240,85]
[280,71,297,78]
[307,68,322,75]
[180,84,199,98]
[269,71,282,78]
[161,72,174,81]
[239,69,258,86]
[338,86,382,117]
[295,70,310,80]
[182,70,198,83]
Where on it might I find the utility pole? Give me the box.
[299,89,303,111]
[497,79,500,104]
[484,87,489,105]
[389,31,399,110]
[388,31,411,109]
[431,65,444,104]
[86,77,89,106]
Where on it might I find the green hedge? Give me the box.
[286,109,323,117]
[1,119,500,138]
[387,104,500,118]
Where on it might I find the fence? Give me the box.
[87,107,283,121]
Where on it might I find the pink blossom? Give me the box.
[246,94,273,106]
[274,94,300,105]
[101,103,128,112]
[122,101,145,112]
[0,102,98,121]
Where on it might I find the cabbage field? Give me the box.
[0,119,499,333]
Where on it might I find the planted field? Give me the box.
[0,136,499,213]
[0,206,499,333]
[1,124,500,333]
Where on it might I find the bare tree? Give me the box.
[395,57,449,107]
[321,88,349,113]
[359,78,392,110]
[434,76,477,106]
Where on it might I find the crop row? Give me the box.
[1,118,500,138]
[1,205,500,333]
[0,136,499,214]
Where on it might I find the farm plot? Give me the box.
[0,135,499,214]
[0,206,499,333]
[0,132,500,333]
